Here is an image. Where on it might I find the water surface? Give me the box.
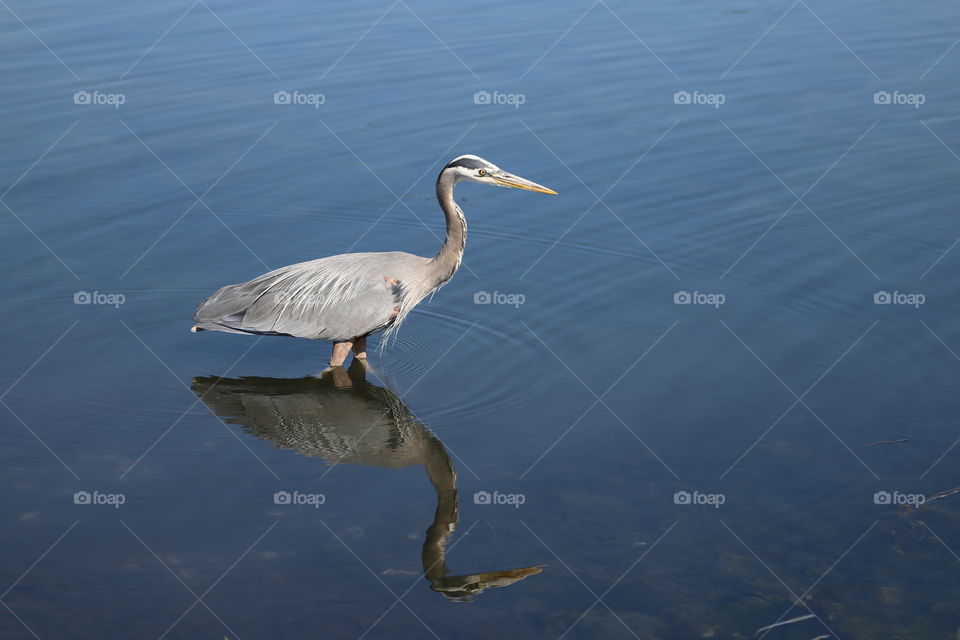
[2,0,960,637]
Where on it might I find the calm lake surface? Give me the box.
[2,0,960,637]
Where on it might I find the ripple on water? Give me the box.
[371,305,554,427]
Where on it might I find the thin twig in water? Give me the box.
[755,613,817,635]
[926,486,960,503]
[864,438,909,447]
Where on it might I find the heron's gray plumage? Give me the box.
[193,251,432,341]
[192,154,555,351]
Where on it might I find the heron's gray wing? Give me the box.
[193,252,424,341]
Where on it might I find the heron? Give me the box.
[191,155,556,366]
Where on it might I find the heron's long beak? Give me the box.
[493,171,558,195]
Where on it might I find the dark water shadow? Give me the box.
[191,361,544,601]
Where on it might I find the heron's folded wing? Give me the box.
[194,254,407,341]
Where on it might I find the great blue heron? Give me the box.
[191,362,545,600]
[191,155,556,366]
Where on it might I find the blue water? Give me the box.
[2,0,960,637]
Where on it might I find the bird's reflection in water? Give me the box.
[191,361,544,600]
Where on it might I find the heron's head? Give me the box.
[441,155,557,194]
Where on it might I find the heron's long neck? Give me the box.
[430,170,466,287]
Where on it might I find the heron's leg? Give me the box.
[352,336,367,360]
[330,340,353,367]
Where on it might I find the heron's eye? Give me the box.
[478,169,486,176]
